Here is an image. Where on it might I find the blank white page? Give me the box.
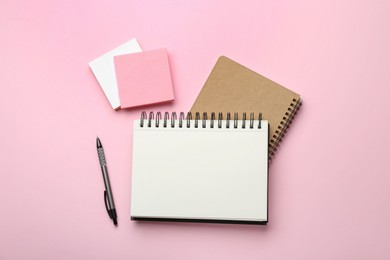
[131,119,269,223]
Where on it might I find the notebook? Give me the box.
[89,38,142,110]
[131,111,269,225]
[114,48,174,109]
[190,56,301,159]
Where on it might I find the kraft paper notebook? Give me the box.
[190,56,301,159]
[131,111,269,225]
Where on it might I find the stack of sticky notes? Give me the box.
[89,38,174,110]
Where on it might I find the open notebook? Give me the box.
[131,111,269,225]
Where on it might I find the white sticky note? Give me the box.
[89,38,142,110]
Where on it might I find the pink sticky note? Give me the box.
[114,48,174,109]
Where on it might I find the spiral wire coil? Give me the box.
[139,112,263,129]
[269,98,301,159]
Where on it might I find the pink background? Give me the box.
[1,0,390,259]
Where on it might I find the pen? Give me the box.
[96,137,117,226]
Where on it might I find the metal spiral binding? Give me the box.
[187,112,192,128]
[218,113,223,128]
[139,112,263,129]
[269,98,302,159]
[156,112,161,127]
[179,112,185,128]
[171,112,177,127]
[195,112,200,128]
[164,112,169,128]
[148,112,154,127]
[140,111,146,127]
[234,113,238,128]
[202,113,207,128]
[242,112,246,128]
[210,113,215,128]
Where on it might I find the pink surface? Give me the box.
[1,0,390,259]
[115,48,174,108]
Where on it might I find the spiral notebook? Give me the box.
[190,56,301,159]
[131,112,269,224]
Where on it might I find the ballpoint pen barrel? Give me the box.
[102,165,116,209]
[97,137,117,226]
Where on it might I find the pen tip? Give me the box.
[96,137,102,148]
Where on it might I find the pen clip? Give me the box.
[104,190,113,219]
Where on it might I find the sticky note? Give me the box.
[89,38,142,110]
[114,48,174,109]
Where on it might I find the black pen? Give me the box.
[96,137,117,226]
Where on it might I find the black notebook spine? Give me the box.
[131,217,267,225]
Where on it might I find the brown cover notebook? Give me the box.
[190,56,301,159]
